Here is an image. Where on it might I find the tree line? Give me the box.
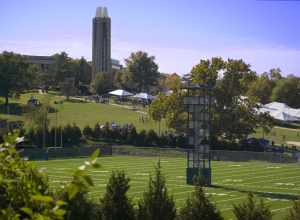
[149,57,300,144]
[1,132,300,220]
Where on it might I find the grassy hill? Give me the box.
[1,91,300,146]
[0,91,165,132]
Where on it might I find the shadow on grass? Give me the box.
[211,184,299,200]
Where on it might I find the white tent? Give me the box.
[264,102,289,111]
[258,101,300,122]
[269,110,299,122]
[263,102,300,119]
[132,92,154,100]
[108,89,133,97]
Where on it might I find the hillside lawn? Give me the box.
[35,155,300,220]
[0,91,165,132]
[1,91,300,146]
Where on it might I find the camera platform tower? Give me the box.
[183,82,213,186]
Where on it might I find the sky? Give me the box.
[0,0,300,76]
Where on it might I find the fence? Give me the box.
[20,144,299,163]
[19,144,112,160]
[112,146,299,163]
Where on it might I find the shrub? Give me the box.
[126,126,138,145]
[100,171,135,220]
[64,192,98,220]
[136,130,147,146]
[93,123,102,139]
[145,129,158,146]
[138,162,176,220]
[178,179,223,220]
[286,200,300,220]
[83,125,93,139]
[233,193,272,220]
[0,131,65,219]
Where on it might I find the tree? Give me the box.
[191,57,224,87]
[100,171,135,220]
[271,76,300,108]
[83,125,93,139]
[123,51,160,92]
[149,94,168,135]
[77,57,92,84]
[50,52,73,85]
[247,75,274,104]
[269,68,282,81]
[233,193,272,220]
[0,131,66,220]
[213,59,263,142]
[286,200,300,220]
[0,51,33,106]
[138,162,176,220]
[163,73,182,92]
[92,72,113,95]
[179,180,223,220]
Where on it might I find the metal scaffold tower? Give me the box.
[183,82,214,186]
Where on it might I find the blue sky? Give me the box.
[1,0,300,75]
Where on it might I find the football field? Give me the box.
[36,156,300,220]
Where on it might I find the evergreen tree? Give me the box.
[138,162,176,220]
[233,193,272,220]
[93,123,102,139]
[286,200,300,220]
[126,126,138,145]
[83,125,93,139]
[178,180,223,220]
[100,171,135,220]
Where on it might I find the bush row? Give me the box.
[23,122,186,148]
[83,122,186,147]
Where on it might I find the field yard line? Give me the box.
[215,167,300,182]
[220,201,292,212]
[271,206,292,213]
[226,173,300,189]
[215,165,300,179]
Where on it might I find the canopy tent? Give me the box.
[269,110,299,122]
[257,102,300,122]
[264,102,290,111]
[132,92,154,100]
[263,102,300,119]
[108,89,133,97]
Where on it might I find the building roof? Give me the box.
[96,7,109,18]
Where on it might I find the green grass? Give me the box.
[253,127,300,147]
[0,92,165,132]
[1,91,300,146]
[35,155,300,220]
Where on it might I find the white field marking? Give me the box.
[229,164,241,167]
[267,166,281,169]
[271,206,292,213]
[160,160,169,163]
[214,167,300,183]
[134,173,149,176]
[224,172,300,189]
[214,164,300,178]
[223,179,243,183]
[52,180,68,183]
[57,167,73,170]
[176,176,184,179]
[90,170,109,173]
[275,182,295,186]
[220,199,291,213]
[206,192,228,196]
[266,198,289,202]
